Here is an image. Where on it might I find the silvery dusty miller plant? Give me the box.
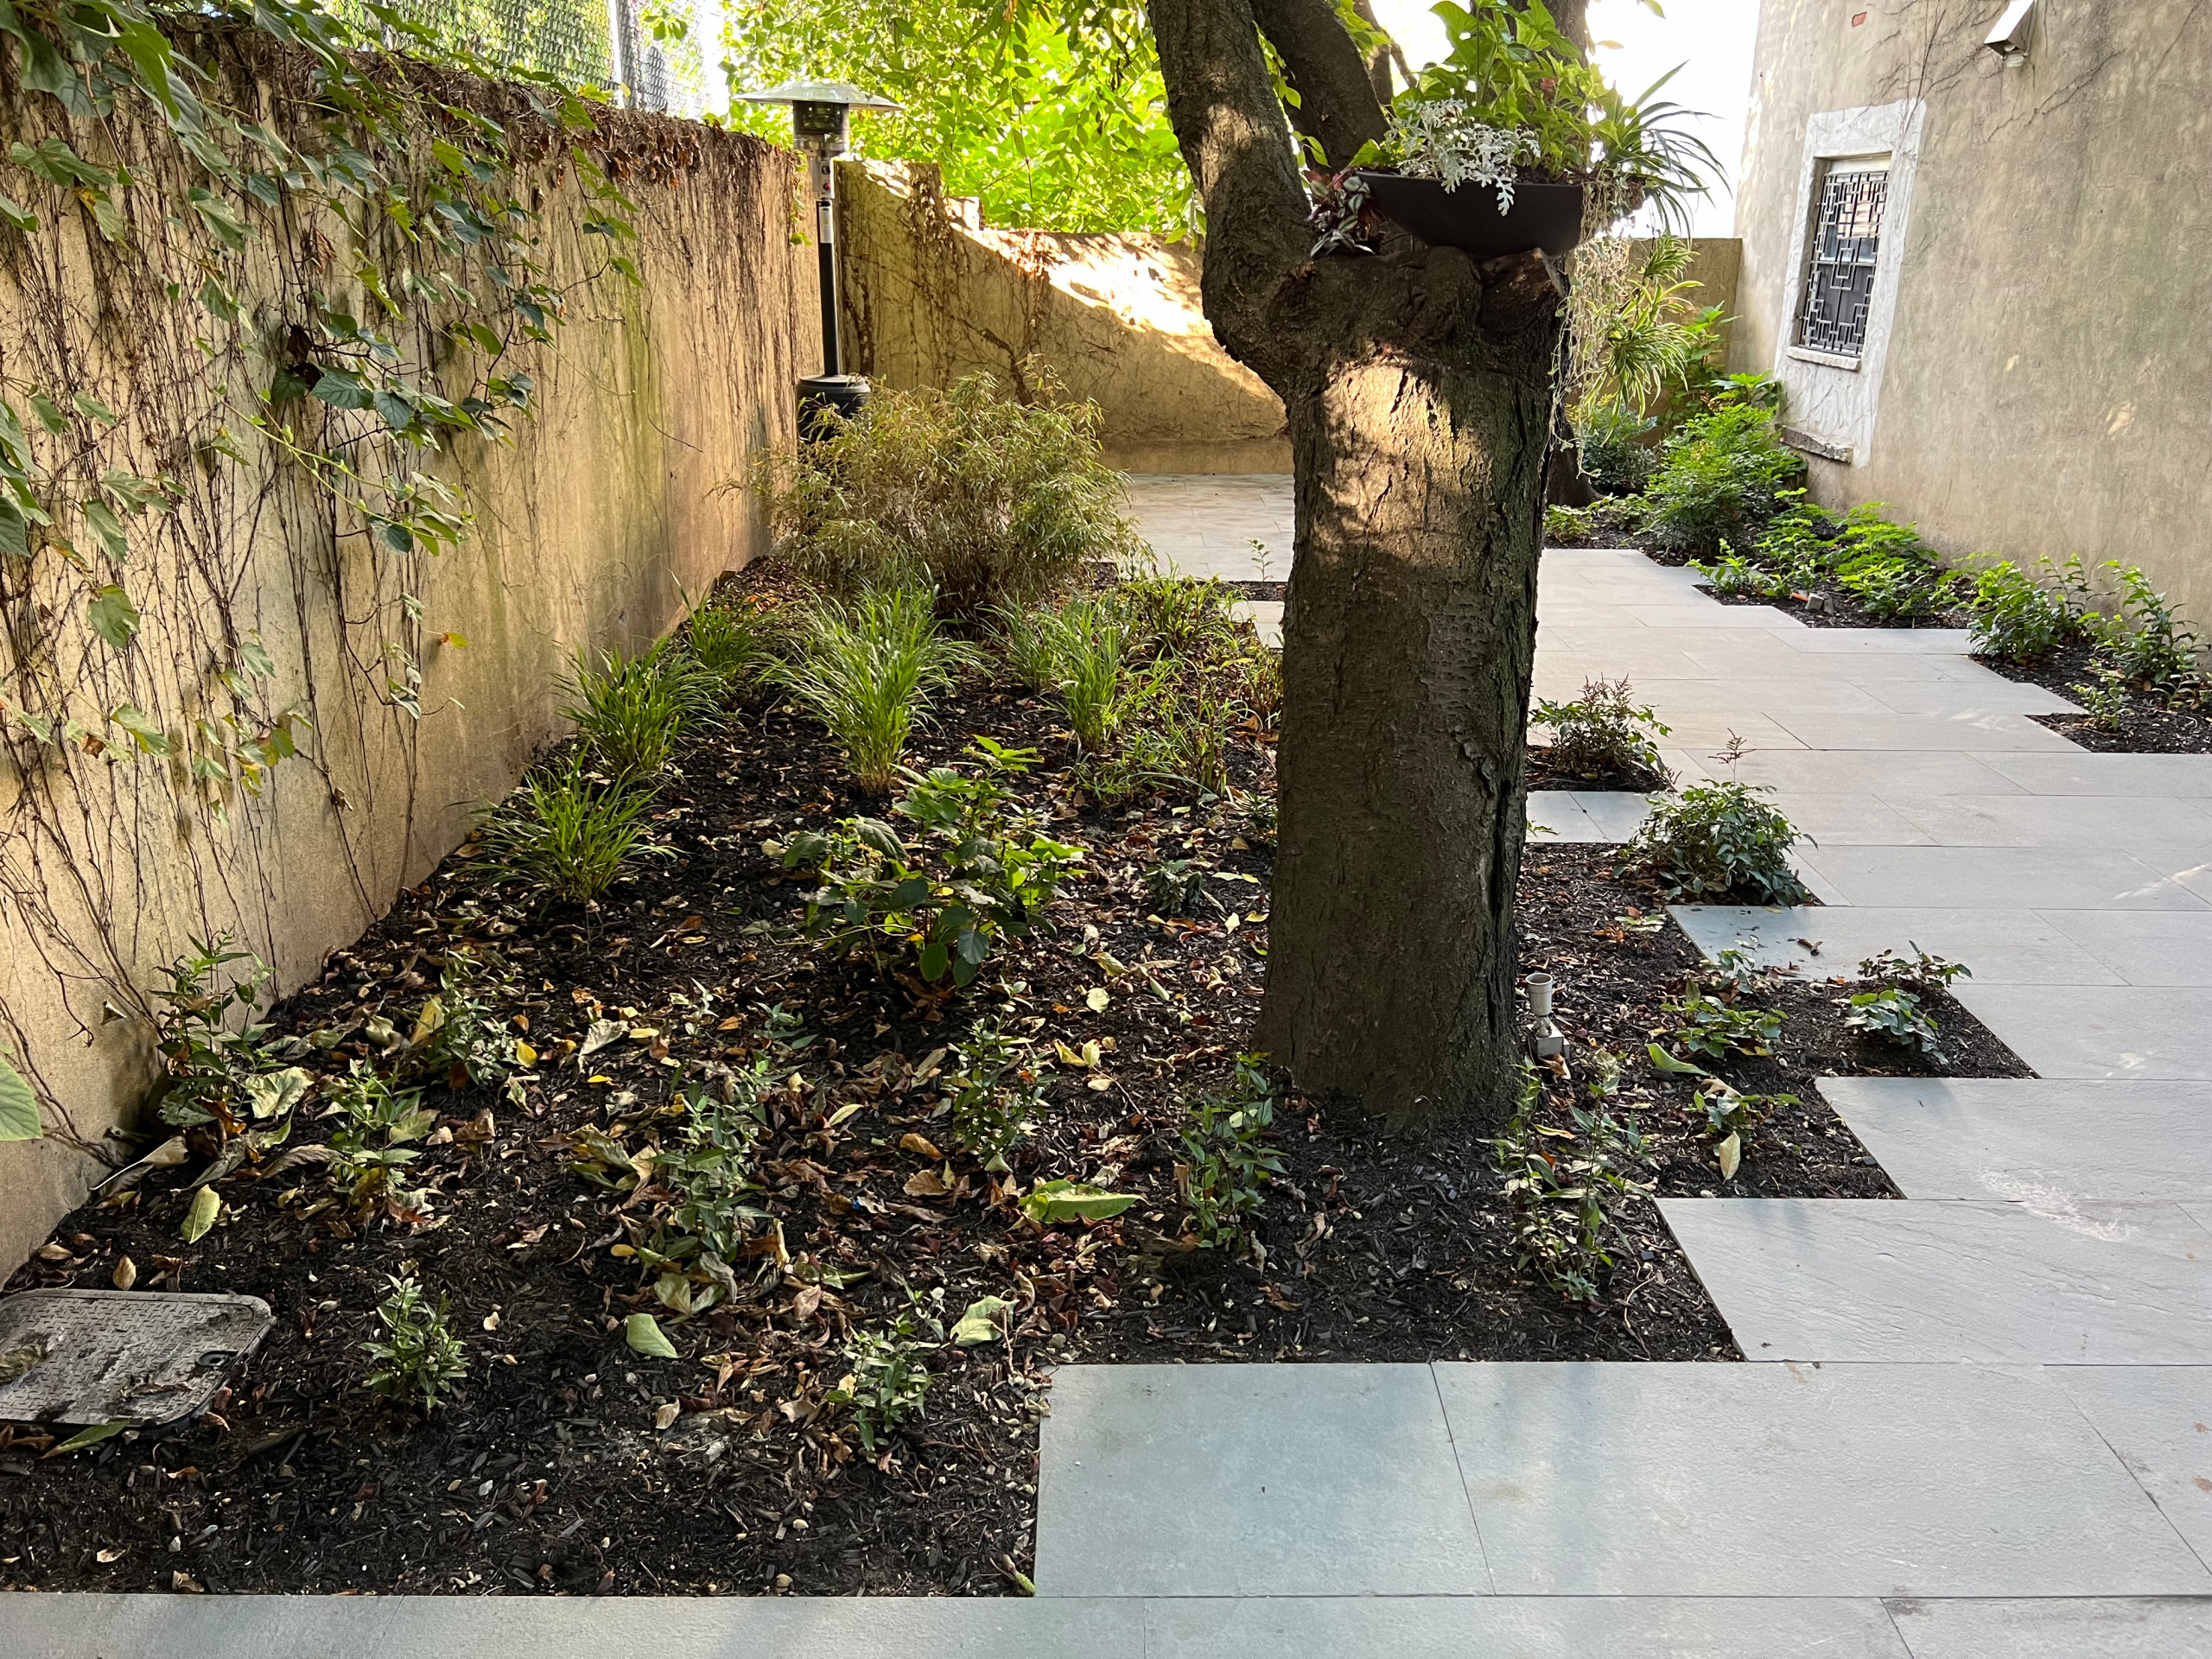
[1385,101,1541,207]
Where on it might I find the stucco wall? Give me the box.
[1734,2,2212,619]
[837,160,1291,474]
[0,33,813,1272]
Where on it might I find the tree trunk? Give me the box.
[1148,0,1563,1132]
[1257,250,1558,1128]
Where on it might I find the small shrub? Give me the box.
[474,754,662,904]
[1662,988,1783,1058]
[326,1061,436,1210]
[1225,638,1283,729]
[1621,780,1810,904]
[783,741,1084,987]
[560,639,721,783]
[1823,507,1958,621]
[1113,574,1243,659]
[1491,1071,1653,1305]
[779,584,975,794]
[2071,664,2133,732]
[1694,550,1795,600]
[830,1301,938,1452]
[1641,404,1806,556]
[1967,559,2090,664]
[1146,857,1207,915]
[1845,985,1941,1055]
[644,1069,775,1312]
[1698,1081,1796,1178]
[1236,780,1279,847]
[1857,944,1971,995]
[408,951,516,1092]
[1574,402,1656,496]
[1176,1057,1284,1250]
[947,1017,1045,1170]
[363,1274,467,1408]
[151,938,309,1136]
[755,371,1139,617]
[2102,563,2202,690]
[1533,676,1671,782]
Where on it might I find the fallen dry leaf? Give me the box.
[903,1169,950,1198]
[111,1255,137,1290]
[899,1132,944,1160]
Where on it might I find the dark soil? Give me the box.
[1699,581,1969,632]
[1524,744,1670,795]
[2,577,2033,1599]
[1980,643,2212,754]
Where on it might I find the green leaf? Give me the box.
[72,393,118,428]
[311,369,373,411]
[27,390,69,435]
[109,703,171,754]
[1019,1179,1137,1224]
[81,499,126,560]
[48,1421,129,1456]
[950,1295,1013,1347]
[1645,1042,1709,1076]
[624,1312,677,1357]
[86,585,139,651]
[0,195,35,234]
[187,187,248,251]
[0,1052,41,1141]
[180,1185,219,1243]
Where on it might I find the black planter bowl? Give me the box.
[1352,172,1586,260]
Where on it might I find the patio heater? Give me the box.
[735,79,901,438]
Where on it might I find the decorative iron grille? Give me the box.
[1795,164,1889,360]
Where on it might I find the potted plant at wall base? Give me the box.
[1308,0,1719,262]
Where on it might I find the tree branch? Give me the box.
[1146,0,1314,377]
[1248,0,1389,168]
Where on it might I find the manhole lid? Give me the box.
[0,1289,275,1427]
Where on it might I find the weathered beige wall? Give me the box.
[0,33,812,1272]
[837,160,1291,474]
[1735,1,2212,618]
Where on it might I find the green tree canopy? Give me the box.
[718,0,1191,233]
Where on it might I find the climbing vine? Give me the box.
[0,0,646,1135]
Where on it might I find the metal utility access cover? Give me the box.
[0,1289,274,1427]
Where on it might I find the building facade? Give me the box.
[1732,1,2212,623]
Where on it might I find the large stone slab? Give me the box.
[1142,1595,1911,1657]
[1879,792,2212,851]
[1774,712,2081,753]
[1679,750,2026,796]
[1977,751,2212,798]
[2048,907,2212,988]
[1670,904,2124,985]
[1951,984,2212,1079]
[1818,1077,2212,1202]
[1659,1198,2212,1363]
[1883,1597,2212,1657]
[2051,1367,2212,1565]
[1033,1363,1488,1597]
[1432,1362,2209,1598]
[0,1594,1147,1658]
[1792,845,2208,911]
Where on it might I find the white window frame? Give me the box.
[1773,101,1925,466]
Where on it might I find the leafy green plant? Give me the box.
[1577,403,1655,500]
[1176,1058,1284,1250]
[1694,550,1794,600]
[474,754,663,905]
[779,583,975,794]
[783,741,1084,986]
[830,1300,939,1452]
[995,594,1130,750]
[1845,986,1942,1055]
[559,639,721,783]
[1822,507,1959,621]
[1697,1081,1796,1179]
[1966,559,2092,664]
[1491,1071,1653,1305]
[150,938,309,1138]
[947,1018,1046,1170]
[1662,989,1783,1059]
[1112,575,1243,660]
[1641,404,1806,556]
[1074,669,1230,802]
[639,1069,777,1313]
[1146,858,1208,915]
[325,1062,436,1210]
[755,372,1139,616]
[1621,780,1810,904]
[1857,945,1971,995]
[2102,563,2202,690]
[1534,676,1670,782]
[2071,664,2133,733]
[362,1274,467,1408]
[408,953,517,1093]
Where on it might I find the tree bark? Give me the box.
[1148,0,1564,1131]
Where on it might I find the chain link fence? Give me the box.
[360,0,725,118]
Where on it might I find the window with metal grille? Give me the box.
[1795,162,1890,361]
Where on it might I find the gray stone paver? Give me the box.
[1816,1077,2212,1201]
[1659,1199,2212,1363]
[1948,984,2212,1079]
[1033,1363,1490,1597]
[1792,844,2209,911]
[1670,903,2127,984]
[2050,1367,2212,1567]
[1884,1597,2212,1657]
[1433,1362,2212,1598]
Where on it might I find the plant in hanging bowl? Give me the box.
[1314,0,1720,261]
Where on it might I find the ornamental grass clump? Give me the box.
[474,753,663,904]
[754,371,1140,618]
[559,639,721,783]
[778,583,975,793]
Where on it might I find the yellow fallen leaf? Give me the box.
[904,1168,950,1198]
[899,1132,944,1160]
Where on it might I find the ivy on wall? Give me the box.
[0,0,645,1135]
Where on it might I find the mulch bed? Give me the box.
[1979,643,2212,754]
[1525,745,1670,794]
[2,580,2033,1600]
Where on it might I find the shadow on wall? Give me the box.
[836,160,1290,474]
